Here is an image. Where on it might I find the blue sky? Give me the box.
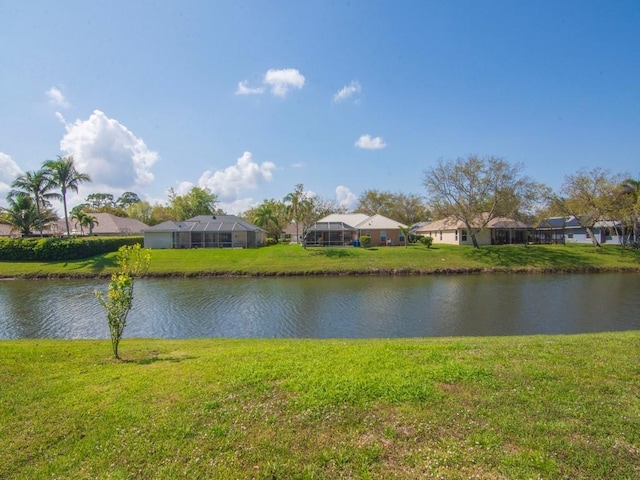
[1,0,639,214]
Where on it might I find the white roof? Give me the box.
[317,213,407,229]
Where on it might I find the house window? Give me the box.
[381,230,387,243]
[439,231,442,240]
[461,231,467,241]
[399,231,405,243]
[567,233,573,239]
[455,230,458,241]
[585,231,591,238]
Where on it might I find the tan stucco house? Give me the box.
[305,213,408,247]
[415,215,531,246]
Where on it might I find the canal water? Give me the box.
[1,273,639,339]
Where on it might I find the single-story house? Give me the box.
[415,215,532,246]
[143,215,266,249]
[305,213,408,247]
[65,213,148,236]
[0,212,148,237]
[534,216,624,245]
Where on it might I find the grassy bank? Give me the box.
[2,243,640,278]
[2,333,639,479]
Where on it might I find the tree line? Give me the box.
[2,154,638,248]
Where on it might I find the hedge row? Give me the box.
[0,237,143,261]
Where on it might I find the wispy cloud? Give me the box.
[237,68,305,98]
[235,81,265,95]
[355,134,387,150]
[46,87,70,108]
[333,81,361,103]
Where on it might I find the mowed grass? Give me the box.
[2,243,640,278]
[2,333,639,479]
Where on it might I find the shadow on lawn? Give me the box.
[128,355,197,365]
[310,248,356,259]
[465,245,596,268]
[61,254,118,274]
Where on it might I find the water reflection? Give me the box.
[1,273,639,339]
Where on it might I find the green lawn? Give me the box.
[2,243,640,278]
[2,334,639,479]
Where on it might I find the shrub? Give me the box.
[265,237,279,246]
[419,236,434,248]
[0,236,143,261]
[360,235,371,248]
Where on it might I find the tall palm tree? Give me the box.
[620,178,640,242]
[10,168,57,236]
[283,184,306,244]
[43,156,91,237]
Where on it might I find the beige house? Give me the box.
[305,213,408,247]
[415,215,531,246]
[1,212,147,237]
[65,213,148,236]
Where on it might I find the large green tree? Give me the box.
[553,168,621,248]
[423,155,541,248]
[43,156,92,237]
[355,190,430,226]
[9,168,58,236]
[168,186,219,221]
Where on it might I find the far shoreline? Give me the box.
[4,264,640,281]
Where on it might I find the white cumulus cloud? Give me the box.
[46,87,70,108]
[335,185,358,211]
[235,81,265,95]
[59,110,159,190]
[236,68,305,98]
[355,134,387,150]
[333,81,361,103]
[263,68,305,97]
[0,152,23,195]
[198,151,276,202]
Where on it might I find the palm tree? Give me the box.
[43,156,91,237]
[620,178,640,242]
[252,204,279,239]
[72,211,99,235]
[283,184,306,244]
[0,194,41,236]
[10,169,57,236]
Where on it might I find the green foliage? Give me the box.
[168,186,218,221]
[265,237,279,246]
[43,155,92,237]
[360,235,371,248]
[419,236,434,248]
[356,189,430,225]
[0,236,141,261]
[95,244,151,359]
[2,333,639,479]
